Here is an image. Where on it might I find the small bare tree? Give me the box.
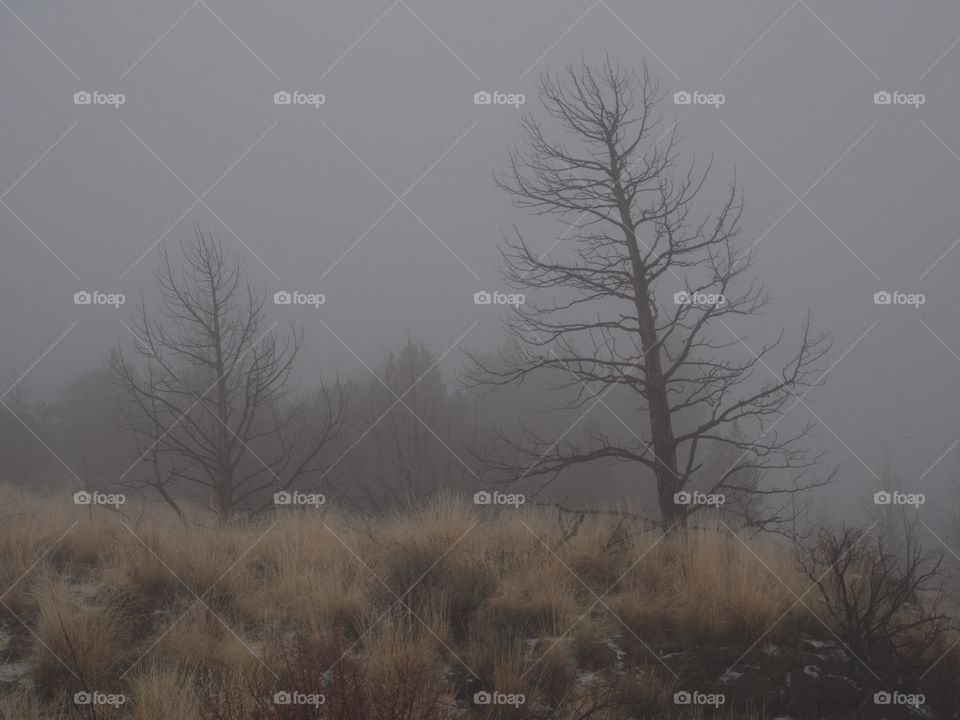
[110,227,347,519]
[465,59,832,530]
[799,527,953,684]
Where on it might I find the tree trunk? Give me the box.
[609,143,686,530]
[633,270,684,530]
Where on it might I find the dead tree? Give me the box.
[799,527,953,683]
[110,227,347,519]
[464,59,832,531]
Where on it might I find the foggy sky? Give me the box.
[2,0,960,518]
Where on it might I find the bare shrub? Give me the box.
[799,527,954,684]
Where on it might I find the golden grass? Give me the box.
[28,576,137,691]
[128,663,200,720]
[0,485,840,718]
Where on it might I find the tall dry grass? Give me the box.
[0,485,855,718]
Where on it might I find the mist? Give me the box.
[4,3,960,717]
[4,2,960,523]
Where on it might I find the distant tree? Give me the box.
[343,340,476,511]
[50,368,134,488]
[861,452,918,564]
[110,227,347,520]
[0,380,55,485]
[465,59,832,531]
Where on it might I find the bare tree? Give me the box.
[799,527,953,684]
[465,59,832,531]
[110,227,347,520]
[861,451,919,563]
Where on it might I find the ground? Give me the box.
[0,486,952,719]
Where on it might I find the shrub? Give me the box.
[799,527,955,685]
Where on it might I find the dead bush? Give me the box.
[799,527,955,687]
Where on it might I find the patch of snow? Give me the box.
[247,640,265,658]
[68,579,99,605]
[0,625,29,685]
[719,668,743,684]
[605,637,625,671]
[576,670,600,687]
[823,673,858,688]
[0,660,29,684]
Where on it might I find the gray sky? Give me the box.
[2,0,960,516]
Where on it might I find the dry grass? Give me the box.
[28,576,137,692]
[127,663,200,720]
[0,484,925,718]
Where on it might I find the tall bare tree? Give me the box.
[110,227,347,519]
[465,60,832,531]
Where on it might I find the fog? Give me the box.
[3,0,960,521]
